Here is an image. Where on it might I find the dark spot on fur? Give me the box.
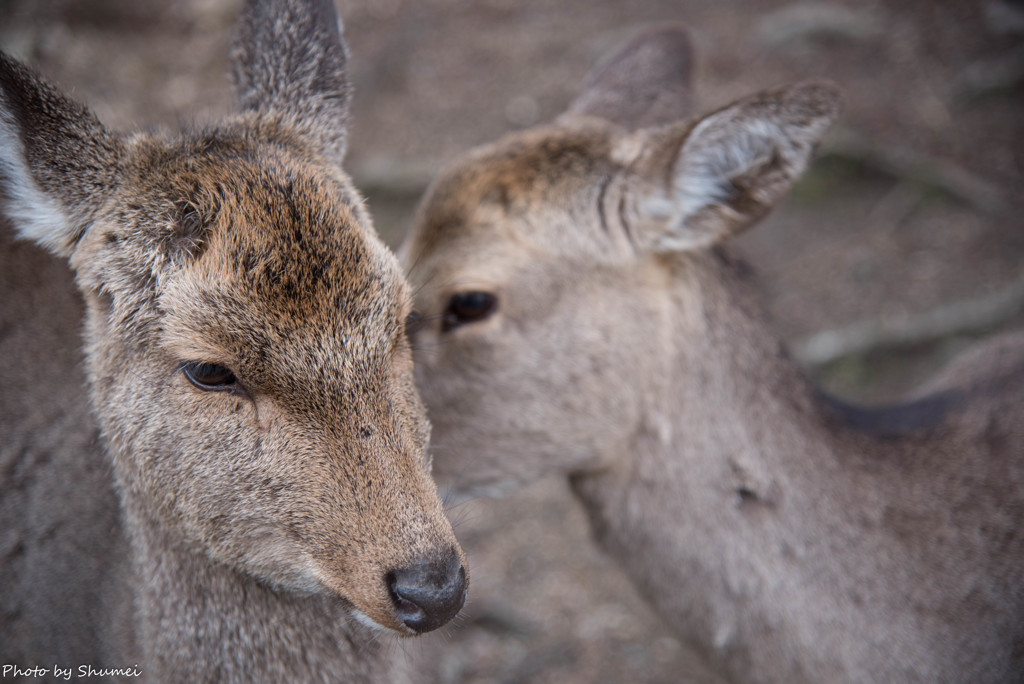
[736,487,758,505]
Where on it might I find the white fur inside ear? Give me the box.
[631,82,839,253]
[642,108,821,252]
[675,116,800,220]
[0,114,74,255]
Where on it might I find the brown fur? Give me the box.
[402,26,1024,683]
[0,0,464,680]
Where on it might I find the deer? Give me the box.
[0,0,467,680]
[400,25,1024,684]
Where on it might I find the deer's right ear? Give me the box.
[630,81,841,253]
[0,52,124,258]
[561,24,696,130]
[230,0,351,164]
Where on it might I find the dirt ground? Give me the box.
[1,0,1021,682]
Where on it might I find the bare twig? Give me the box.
[820,128,1010,217]
[795,274,1024,366]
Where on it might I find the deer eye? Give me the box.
[442,291,498,332]
[181,362,239,392]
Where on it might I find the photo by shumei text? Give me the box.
[2,664,142,679]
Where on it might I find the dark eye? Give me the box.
[442,291,498,332]
[181,362,239,392]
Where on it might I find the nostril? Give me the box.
[386,552,467,634]
[386,570,427,626]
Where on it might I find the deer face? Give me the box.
[401,27,839,500]
[81,138,462,632]
[402,125,664,497]
[0,0,465,635]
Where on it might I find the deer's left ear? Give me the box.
[630,81,841,253]
[230,0,351,164]
[561,24,696,130]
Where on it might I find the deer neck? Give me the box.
[599,249,833,479]
[569,250,845,671]
[117,494,397,683]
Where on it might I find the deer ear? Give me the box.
[230,0,351,163]
[634,81,841,253]
[0,52,124,258]
[562,24,696,130]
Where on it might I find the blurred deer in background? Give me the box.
[0,0,465,680]
[402,25,1024,684]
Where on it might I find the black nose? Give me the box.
[387,551,467,634]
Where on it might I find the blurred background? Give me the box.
[1,0,1021,681]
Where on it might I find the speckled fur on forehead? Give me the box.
[413,123,618,253]
[86,127,387,314]
[149,139,407,398]
[198,150,394,318]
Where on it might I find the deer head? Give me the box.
[401,26,839,498]
[0,0,465,635]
